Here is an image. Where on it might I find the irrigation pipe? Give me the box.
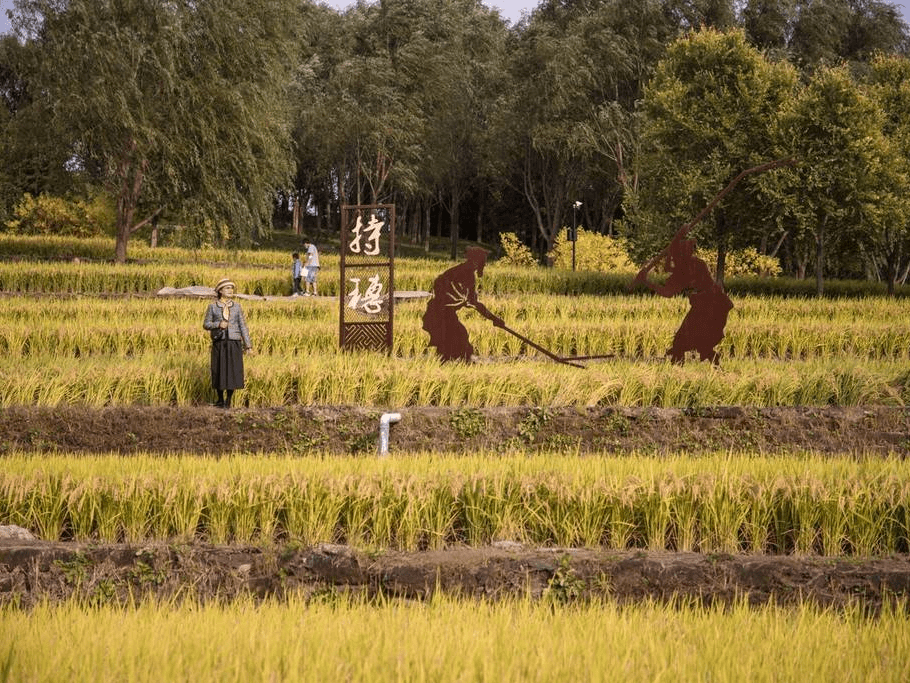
[378,412,402,456]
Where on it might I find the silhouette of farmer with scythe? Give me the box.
[635,236,733,364]
[422,247,504,362]
[423,246,586,367]
[632,157,796,365]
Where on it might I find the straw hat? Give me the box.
[214,278,236,293]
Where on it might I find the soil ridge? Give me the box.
[1,405,907,455]
[3,540,909,612]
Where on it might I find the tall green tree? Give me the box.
[407,0,507,259]
[501,0,680,258]
[0,34,77,217]
[744,0,909,69]
[11,0,298,261]
[741,0,797,52]
[775,65,891,294]
[634,28,797,282]
[862,54,910,294]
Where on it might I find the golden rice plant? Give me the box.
[3,452,908,554]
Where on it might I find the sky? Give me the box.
[0,0,908,38]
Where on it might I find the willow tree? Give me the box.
[502,0,679,259]
[10,0,298,261]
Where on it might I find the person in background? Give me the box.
[291,252,303,296]
[303,238,320,296]
[202,278,253,408]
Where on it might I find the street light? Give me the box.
[571,201,582,271]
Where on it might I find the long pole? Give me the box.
[496,321,585,368]
[572,203,577,272]
[632,157,796,286]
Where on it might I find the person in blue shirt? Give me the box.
[291,252,303,296]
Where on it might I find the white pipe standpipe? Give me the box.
[378,412,402,456]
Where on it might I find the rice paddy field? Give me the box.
[1,233,909,682]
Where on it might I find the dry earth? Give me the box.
[2,404,908,609]
[3,540,910,612]
[1,404,908,455]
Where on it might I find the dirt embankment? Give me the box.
[3,540,909,612]
[2,405,908,610]
[1,404,908,455]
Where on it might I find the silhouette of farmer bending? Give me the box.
[639,237,733,364]
[423,246,504,362]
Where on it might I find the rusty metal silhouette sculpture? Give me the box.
[632,157,796,365]
[423,247,586,366]
[637,237,733,363]
[423,247,504,362]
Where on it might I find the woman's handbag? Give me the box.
[211,327,226,342]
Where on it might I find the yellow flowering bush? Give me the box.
[5,192,115,237]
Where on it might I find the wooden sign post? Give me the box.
[339,204,395,353]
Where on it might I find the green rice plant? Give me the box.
[283,478,344,545]
[4,452,910,554]
[791,479,824,555]
[215,479,263,544]
[485,477,529,544]
[419,483,458,550]
[66,481,98,541]
[525,481,576,546]
[741,477,776,554]
[606,484,640,549]
[697,473,751,553]
[456,479,496,546]
[844,480,895,556]
[667,480,700,552]
[571,485,612,548]
[368,482,407,549]
[119,478,155,543]
[251,475,283,543]
[884,479,910,555]
[159,481,205,541]
[642,477,675,552]
[819,490,850,556]
[203,483,235,544]
[26,475,68,541]
[338,479,376,546]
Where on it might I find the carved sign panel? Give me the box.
[339,204,395,353]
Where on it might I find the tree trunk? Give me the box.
[714,212,728,286]
[815,214,826,297]
[449,200,460,261]
[885,244,902,296]
[113,151,147,263]
[424,201,431,254]
[115,215,131,263]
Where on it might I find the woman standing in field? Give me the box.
[203,278,253,408]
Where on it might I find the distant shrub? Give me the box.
[498,232,537,267]
[5,192,115,238]
[548,228,635,273]
[696,246,782,278]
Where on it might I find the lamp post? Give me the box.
[571,201,582,271]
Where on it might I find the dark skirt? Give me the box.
[211,339,245,390]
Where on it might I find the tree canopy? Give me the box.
[1,0,909,288]
[5,0,299,261]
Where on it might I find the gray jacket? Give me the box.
[203,300,252,348]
